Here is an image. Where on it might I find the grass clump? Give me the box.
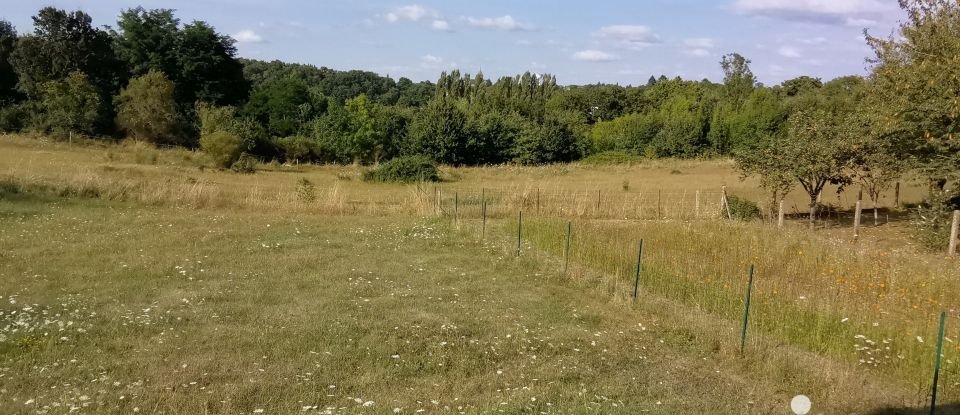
[230,153,257,174]
[725,195,761,220]
[363,156,439,183]
[295,177,316,202]
[580,151,642,166]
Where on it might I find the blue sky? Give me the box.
[5,0,905,86]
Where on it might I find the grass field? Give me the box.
[1,135,957,414]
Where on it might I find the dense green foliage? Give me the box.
[363,155,440,183]
[725,195,761,221]
[115,70,179,143]
[37,71,102,138]
[200,129,245,169]
[0,1,956,215]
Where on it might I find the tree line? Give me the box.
[0,2,958,229]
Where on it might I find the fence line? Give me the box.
[422,186,727,221]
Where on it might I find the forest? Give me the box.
[0,3,958,220]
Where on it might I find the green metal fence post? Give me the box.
[633,239,644,302]
[516,210,523,257]
[930,311,947,415]
[564,221,572,274]
[740,265,755,354]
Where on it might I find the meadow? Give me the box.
[1,135,957,414]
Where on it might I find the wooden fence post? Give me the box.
[948,210,960,256]
[695,190,701,219]
[536,187,541,216]
[657,190,662,219]
[721,186,733,220]
[894,182,901,209]
[778,199,785,228]
[854,200,862,240]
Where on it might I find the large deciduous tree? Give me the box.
[113,8,181,79]
[867,0,960,180]
[10,7,121,98]
[176,21,248,106]
[0,20,18,104]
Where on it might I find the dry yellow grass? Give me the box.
[1,134,954,414]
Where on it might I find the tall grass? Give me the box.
[516,217,960,393]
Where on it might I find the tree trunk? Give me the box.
[809,200,816,230]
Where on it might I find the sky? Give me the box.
[4,0,906,86]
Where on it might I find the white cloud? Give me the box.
[465,15,532,31]
[778,46,802,58]
[386,5,437,22]
[572,50,619,62]
[420,54,457,69]
[734,0,892,25]
[232,30,264,44]
[595,25,662,50]
[684,49,711,57]
[431,20,451,32]
[682,38,714,57]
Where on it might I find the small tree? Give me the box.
[852,127,906,225]
[38,71,101,138]
[782,110,859,227]
[115,70,179,144]
[735,139,794,220]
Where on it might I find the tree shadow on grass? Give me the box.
[864,403,960,415]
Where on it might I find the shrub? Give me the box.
[274,135,316,163]
[200,130,245,169]
[129,141,159,165]
[0,104,25,132]
[230,153,257,174]
[295,178,315,202]
[725,195,761,221]
[580,151,642,166]
[363,156,439,183]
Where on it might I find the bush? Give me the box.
[295,178,316,202]
[725,195,761,221]
[230,153,257,174]
[363,156,439,183]
[580,151,642,166]
[513,111,583,165]
[200,130,245,168]
[0,104,26,132]
[274,135,316,163]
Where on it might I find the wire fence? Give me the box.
[417,185,728,221]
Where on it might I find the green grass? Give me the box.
[0,135,955,414]
[0,194,926,414]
